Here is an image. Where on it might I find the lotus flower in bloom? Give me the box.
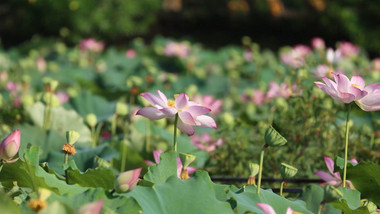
[6,81,18,95]
[311,37,325,50]
[256,203,296,214]
[192,94,223,116]
[163,42,190,58]
[136,90,217,136]
[0,129,21,163]
[76,200,104,214]
[326,48,341,64]
[190,133,223,153]
[314,64,330,78]
[79,38,105,53]
[315,156,355,189]
[114,168,142,193]
[145,149,196,178]
[280,45,311,68]
[266,82,302,100]
[338,41,359,57]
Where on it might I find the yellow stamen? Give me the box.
[292,212,302,214]
[174,94,179,99]
[351,84,360,88]
[168,99,175,107]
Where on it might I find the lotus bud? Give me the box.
[86,114,97,127]
[264,126,287,147]
[114,168,142,193]
[76,200,104,214]
[324,185,343,202]
[66,130,80,145]
[116,102,128,116]
[0,129,21,163]
[280,163,298,179]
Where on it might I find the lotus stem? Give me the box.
[146,120,151,153]
[343,103,351,188]
[173,113,179,152]
[64,153,69,184]
[280,180,285,197]
[257,146,266,194]
[120,142,127,172]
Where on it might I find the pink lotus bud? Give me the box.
[311,37,325,50]
[0,129,21,163]
[114,168,142,193]
[76,200,104,214]
[126,49,136,59]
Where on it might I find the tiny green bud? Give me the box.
[66,130,80,145]
[115,102,128,116]
[248,163,260,177]
[179,153,196,168]
[324,185,343,202]
[85,114,97,127]
[264,126,287,147]
[280,163,298,179]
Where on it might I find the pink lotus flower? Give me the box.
[163,42,190,58]
[79,38,105,53]
[241,89,266,106]
[314,73,368,103]
[6,81,18,95]
[136,90,217,136]
[192,94,223,116]
[311,37,325,50]
[76,200,104,214]
[280,45,311,68]
[315,156,355,189]
[314,64,330,78]
[338,41,359,57]
[56,91,70,105]
[191,133,223,153]
[36,57,47,73]
[355,83,380,111]
[0,129,21,163]
[256,203,294,214]
[114,168,142,193]
[145,149,196,178]
[126,49,136,59]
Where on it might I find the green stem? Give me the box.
[343,103,351,188]
[64,153,69,184]
[280,181,284,197]
[120,142,127,172]
[91,126,96,147]
[257,146,266,195]
[146,120,151,153]
[173,113,179,152]
[317,203,323,214]
[112,114,117,136]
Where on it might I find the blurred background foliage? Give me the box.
[1,0,380,56]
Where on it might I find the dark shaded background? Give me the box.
[1,0,379,56]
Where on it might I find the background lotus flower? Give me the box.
[314,156,355,189]
[338,41,359,57]
[190,133,223,152]
[76,200,104,214]
[311,37,325,50]
[56,91,70,105]
[163,41,190,58]
[125,49,136,59]
[79,38,105,53]
[280,45,311,68]
[256,203,295,214]
[314,73,368,103]
[314,64,330,78]
[0,129,21,163]
[145,149,196,178]
[326,48,341,64]
[114,168,142,193]
[266,82,291,99]
[192,94,222,116]
[137,90,217,136]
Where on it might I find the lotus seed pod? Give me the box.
[114,168,142,193]
[86,114,97,127]
[42,93,60,107]
[66,130,80,145]
[179,153,196,168]
[324,185,343,202]
[264,126,287,147]
[280,163,298,179]
[115,102,128,116]
[248,163,260,177]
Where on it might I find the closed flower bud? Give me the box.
[324,185,343,202]
[179,153,196,168]
[280,163,298,179]
[249,163,260,177]
[0,129,21,163]
[116,102,128,116]
[114,168,142,193]
[264,126,287,147]
[76,200,104,214]
[66,130,80,145]
[86,114,97,127]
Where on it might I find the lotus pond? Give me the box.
[0,37,380,213]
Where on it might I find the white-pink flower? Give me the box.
[190,133,223,153]
[56,91,70,105]
[280,45,311,68]
[76,200,104,214]
[114,168,142,193]
[145,149,196,178]
[0,129,21,163]
[79,38,105,53]
[256,203,295,214]
[136,90,217,136]
[314,64,330,78]
[338,41,359,57]
[163,42,190,58]
[192,94,222,116]
[315,156,355,189]
[311,37,325,50]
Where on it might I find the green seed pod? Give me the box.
[248,163,260,177]
[360,199,378,214]
[179,153,196,168]
[66,130,80,145]
[324,185,343,202]
[264,126,287,147]
[85,114,97,127]
[280,163,298,179]
[116,102,128,116]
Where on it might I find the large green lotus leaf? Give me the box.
[0,192,23,214]
[227,185,312,214]
[0,146,86,195]
[27,102,91,144]
[347,162,380,205]
[127,171,234,214]
[66,91,116,122]
[298,184,368,214]
[66,167,115,190]
[48,188,142,213]
[143,151,178,184]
